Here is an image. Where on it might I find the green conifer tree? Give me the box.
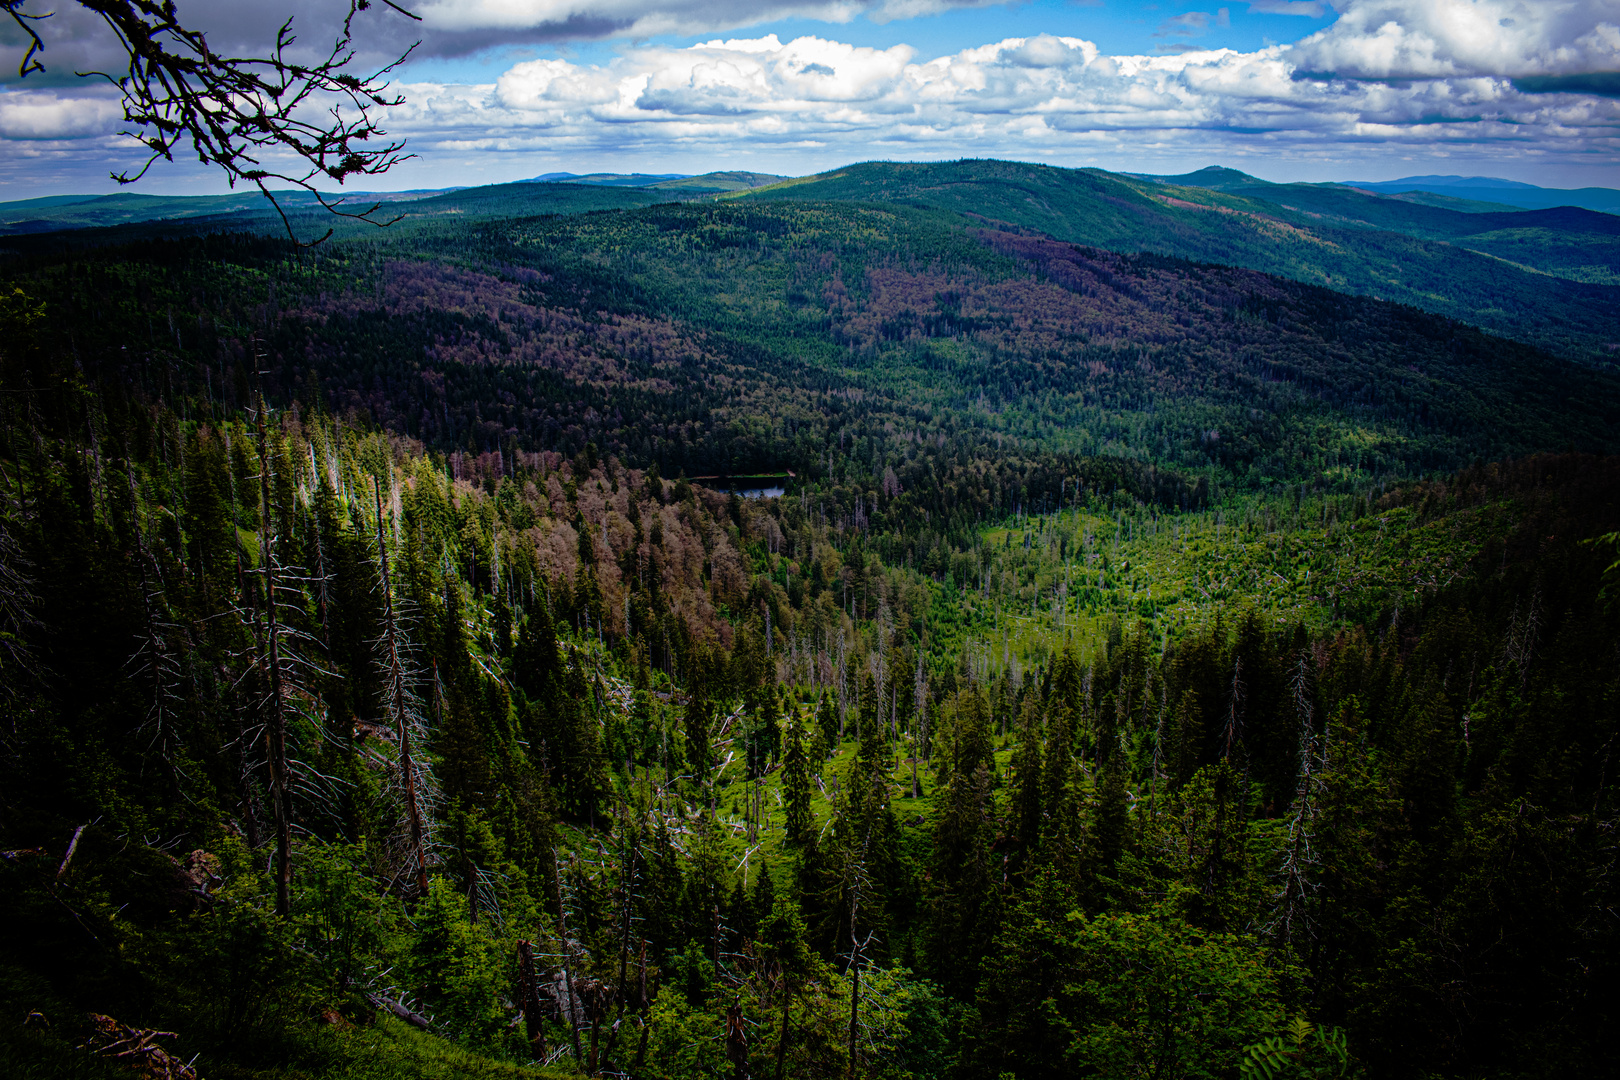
[1008,693,1045,861]
[783,701,813,846]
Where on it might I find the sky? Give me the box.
[2,0,1619,198]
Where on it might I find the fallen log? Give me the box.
[364,992,433,1031]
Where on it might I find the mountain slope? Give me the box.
[1158,171,1620,286]
[0,182,678,249]
[649,171,788,193]
[13,198,1614,496]
[734,160,1620,362]
[1349,175,1620,214]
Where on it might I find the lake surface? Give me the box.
[694,474,790,499]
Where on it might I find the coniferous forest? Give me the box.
[2,162,1619,1080]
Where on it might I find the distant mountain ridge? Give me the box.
[523,172,689,186]
[1141,165,1620,215]
[1359,175,1542,191]
[734,159,1620,363]
[1345,174,1620,214]
[0,171,790,238]
[521,170,787,193]
[8,158,1617,365]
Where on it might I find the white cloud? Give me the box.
[1289,0,1620,79]
[360,30,1620,176]
[0,90,121,139]
[7,3,1620,192]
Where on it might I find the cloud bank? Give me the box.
[3,0,1618,191]
[1290,0,1620,79]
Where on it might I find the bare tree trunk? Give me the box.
[846,953,861,1080]
[374,478,428,899]
[254,391,291,918]
[775,986,792,1080]
[726,1000,749,1080]
[601,823,640,1073]
[633,938,651,1070]
[587,993,602,1075]
[233,700,262,849]
[552,848,585,1063]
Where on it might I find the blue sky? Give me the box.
[398,1,1340,82]
[2,0,1618,197]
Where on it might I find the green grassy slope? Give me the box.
[0,1011,572,1080]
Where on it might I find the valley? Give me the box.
[1,158,1616,1080]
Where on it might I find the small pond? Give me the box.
[694,474,790,499]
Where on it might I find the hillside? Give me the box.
[520,171,790,193]
[648,171,788,193]
[7,200,1615,500]
[1155,171,1620,286]
[0,182,677,243]
[735,160,1620,359]
[1,164,1618,1080]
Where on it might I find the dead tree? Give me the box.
[373,476,430,899]
[551,847,585,1064]
[843,804,878,1080]
[252,390,293,917]
[1266,653,1325,951]
[238,378,331,915]
[726,1000,749,1080]
[4,0,422,245]
[124,469,187,778]
[599,810,643,1074]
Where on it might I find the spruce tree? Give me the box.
[1008,693,1045,862]
[783,701,813,846]
[685,687,715,807]
[817,689,839,758]
[927,682,998,997]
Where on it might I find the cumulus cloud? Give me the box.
[1289,0,1620,80]
[374,29,1619,167]
[6,0,1620,191]
[0,90,121,139]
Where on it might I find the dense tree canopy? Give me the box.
[1,185,1617,1080]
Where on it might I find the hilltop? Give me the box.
[734,159,1620,360]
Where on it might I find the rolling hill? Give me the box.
[733,159,1620,361]
[1347,174,1620,214]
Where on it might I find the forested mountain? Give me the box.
[2,162,1617,1080]
[736,160,1620,359]
[1344,174,1620,215]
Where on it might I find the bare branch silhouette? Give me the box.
[5,0,421,245]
